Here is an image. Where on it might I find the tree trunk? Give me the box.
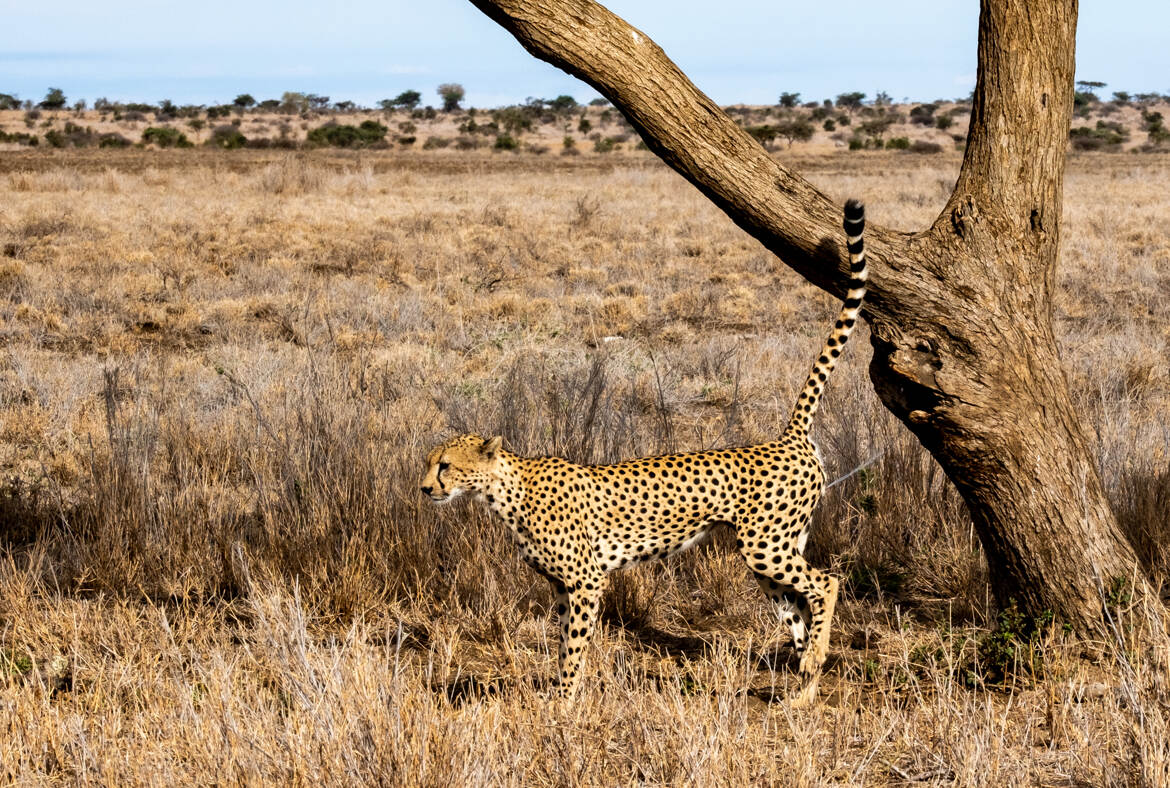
[466,0,1161,631]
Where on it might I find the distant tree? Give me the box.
[158,99,177,117]
[835,91,865,113]
[387,89,422,110]
[774,117,815,147]
[0,93,20,110]
[307,94,331,110]
[548,94,578,112]
[257,99,280,111]
[93,97,112,112]
[334,100,356,112]
[233,94,256,108]
[280,92,309,114]
[1075,80,1106,97]
[588,97,610,107]
[39,87,67,110]
[873,90,893,107]
[1111,91,1129,104]
[778,91,800,108]
[437,83,465,112]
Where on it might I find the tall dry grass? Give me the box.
[0,149,1167,784]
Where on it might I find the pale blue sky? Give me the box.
[2,1,1167,108]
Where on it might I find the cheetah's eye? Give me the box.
[439,462,450,472]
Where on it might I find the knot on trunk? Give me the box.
[868,322,946,424]
[950,195,980,238]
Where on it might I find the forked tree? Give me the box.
[467,0,1164,632]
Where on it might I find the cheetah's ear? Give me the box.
[481,435,503,458]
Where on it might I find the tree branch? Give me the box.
[467,0,911,305]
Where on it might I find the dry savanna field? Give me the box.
[1,143,1169,785]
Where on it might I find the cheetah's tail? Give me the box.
[786,199,867,434]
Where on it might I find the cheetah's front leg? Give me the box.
[552,574,607,698]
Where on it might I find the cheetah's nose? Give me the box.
[420,485,433,496]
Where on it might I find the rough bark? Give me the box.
[467,0,1161,631]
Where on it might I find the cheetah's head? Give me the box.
[420,434,504,504]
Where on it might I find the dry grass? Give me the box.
[1,148,1168,784]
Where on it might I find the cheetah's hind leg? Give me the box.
[753,575,809,659]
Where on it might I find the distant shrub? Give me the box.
[593,137,617,153]
[848,136,865,151]
[908,140,943,154]
[208,125,247,149]
[142,127,192,148]
[1073,91,1098,109]
[935,114,955,131]
[306,120,388,148]
[98,133,131,148]
[243,137,298,150]
[909,103,938,125]
[187,118,206,132]
[493,106,533,135]
[1069,120,1128,151]
[563,135,576,150]
[823,119,836,131]
[493,134,520,151]
[0,130,39,146]
[454,135,484,150]
[885,137,911,150]
[422,136,450,149]
[397,135,416,146]
[745,125,778,144]
[44,122,99,148]
[860,116,895,138]
[122,111,147,123]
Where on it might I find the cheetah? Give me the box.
[421,200,868,701]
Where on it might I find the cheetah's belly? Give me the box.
[595,520,715,572]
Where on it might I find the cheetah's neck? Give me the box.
[478,452,526,527]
